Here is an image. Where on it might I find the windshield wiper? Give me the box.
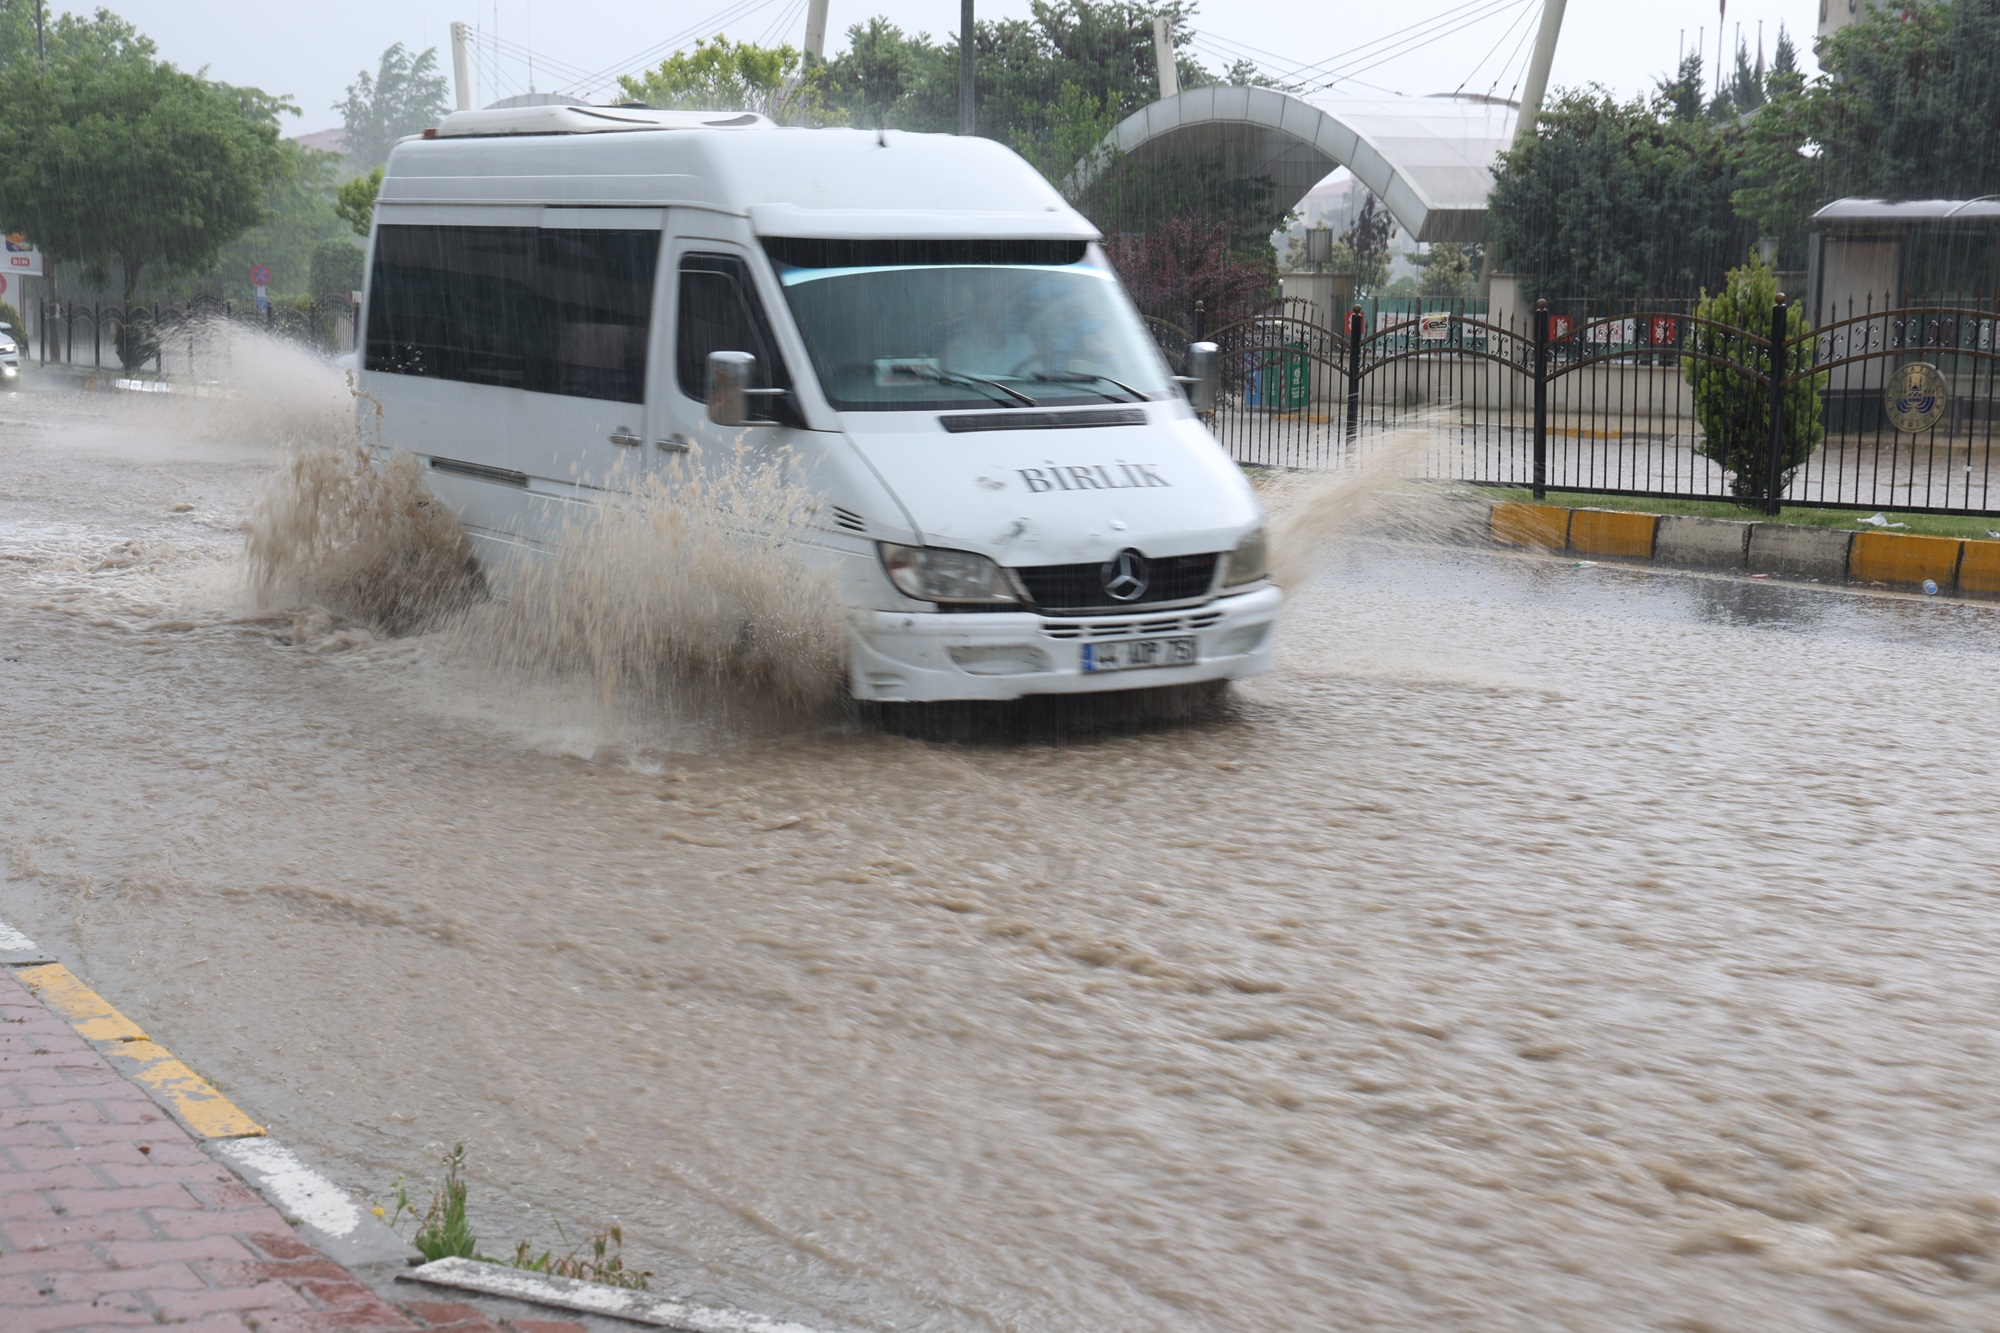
[906,363,1039,407]
[1029,372,1148,403]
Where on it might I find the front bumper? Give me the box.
[849,584,1282,702]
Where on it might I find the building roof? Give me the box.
[1813,197,2000,228]
[1079,87,1519,243]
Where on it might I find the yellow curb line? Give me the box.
[17,962,265,1140]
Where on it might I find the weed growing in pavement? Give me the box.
[378,1143,479,1261]
[508,1223,652,1292]
[374,1143,650,1289]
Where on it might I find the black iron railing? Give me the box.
[1151,292,2000,517]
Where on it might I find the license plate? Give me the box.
[1080,636,1197,673]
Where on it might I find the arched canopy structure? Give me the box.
[1079,87,1518,243]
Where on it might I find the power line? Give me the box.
[1456,0,1539,96]
[1266,0,1526,89]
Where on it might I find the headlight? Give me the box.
[878,543,1019,604]
[1223,525,1269,586]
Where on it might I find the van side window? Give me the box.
[675,254,792,409]
[366,225,659,403]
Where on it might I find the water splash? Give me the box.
[1259,423,1475,588]
[464,449,847,720]
[242,434,847,725]
[242,443,483,635]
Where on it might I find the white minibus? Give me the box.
[358,104,1280,702]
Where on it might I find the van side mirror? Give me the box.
[707,350,755,426]
[1185,341,1219,413]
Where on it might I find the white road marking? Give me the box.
[0,921,39,953]
[214,1137,365,1237]
[402,1256,828,1333]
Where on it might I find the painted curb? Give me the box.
[1568,509,1657,559]
[0,916,418,1270]
[1490,500,1570,550]
[401,1257,827,1333]
[1654,514,1752,568]
[1478,500,2000,596]
[1962,539,2000,596]
[1848,531,1963,588]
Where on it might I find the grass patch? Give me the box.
[1478,487,2000,540]
[377,1143,652,1291]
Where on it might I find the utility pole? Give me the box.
[1152,16,1179,98]
[958,0,974,135]
[450,21,472,111]
[35,0,45,63]
[1511,0,1569,149]
[804,0,830,61]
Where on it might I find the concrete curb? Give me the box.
[1484,500,1999,595]
[0,917,419,1272]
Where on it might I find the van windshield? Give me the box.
[767,241,1176,412]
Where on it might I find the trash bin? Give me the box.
[1246,340,1311,411]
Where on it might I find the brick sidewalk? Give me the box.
[0,967,582,1333]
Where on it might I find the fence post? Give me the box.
[1764,292,1789,515]
[1191,299,1205,344]
[1344,305,1363,442]
[1532,298,1549,500]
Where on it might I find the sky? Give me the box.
[98,0,1825,137]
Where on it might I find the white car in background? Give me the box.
[0,323,19,379]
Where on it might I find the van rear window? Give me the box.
[365,225,659,403]
[761,238,1087,269]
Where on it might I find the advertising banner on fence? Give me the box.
[1418,311,1452,340]
[5,235,43,277]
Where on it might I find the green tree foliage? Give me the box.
[206,142,348,302]
[1408,241,1478,298]
[1685,252,1825,498]
[337,43,450,169]
[617,36,810,118]
[1797,0,2000,201]
[0,6,155,69]
[1487,89,1753,300]
[310,239,365,299]
[0,30,289,361]
[335,168,385,238]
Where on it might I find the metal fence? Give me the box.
[1151,293,2000,517]
[35,294,360,377]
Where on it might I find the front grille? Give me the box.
[1040,610,1224,640]
[1014,553,1219,614]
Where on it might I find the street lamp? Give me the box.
[1305,225,1334,270]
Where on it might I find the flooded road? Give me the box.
[6,373,2000,1331]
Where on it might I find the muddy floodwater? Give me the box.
[6,365,2000,1332]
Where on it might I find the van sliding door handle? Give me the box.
[655,436,691,453]
[608,429,643,447]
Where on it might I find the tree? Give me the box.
[1486,89,1751,300]
[1101,215,1274,328]
[336,43,450,169]
[618,36,813,119]
[1341,193,1392,294]
[1793,0,2000,201]
[0,39,289,362]
[335,168,384,237]
[204,141,347,302]
[1408,241,1477,298]
[310,239,364,299]
[1685,252,1825,498]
